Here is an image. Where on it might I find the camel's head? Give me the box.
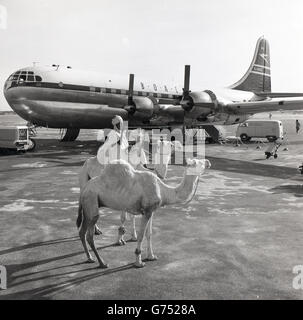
[186,158,211,175]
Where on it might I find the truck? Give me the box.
[0,126,36,152]
[236,119,283,142]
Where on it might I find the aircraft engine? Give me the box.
[181,89,223,120]
[180,65,227,121]
[131,96,156,120]
[124,73,157,120]
[124,95,157,120]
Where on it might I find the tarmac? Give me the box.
[0,113,303,300]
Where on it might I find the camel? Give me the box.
[78,139,182,243]
[77,157,211,268]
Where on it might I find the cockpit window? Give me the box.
[9,75,18,81]
[8,71,43,83]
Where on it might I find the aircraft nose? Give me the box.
[3,76,13,101]
[4,82,12,96]
[3,72,16,96]
[3,77,10,93]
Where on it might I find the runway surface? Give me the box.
[0,113,303,300]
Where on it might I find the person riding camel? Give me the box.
[128,128,148,169]
[93,115,128,235]
[97,115,128,165]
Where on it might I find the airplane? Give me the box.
[3,36,303,142]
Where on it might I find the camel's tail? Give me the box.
[76,200,83,229]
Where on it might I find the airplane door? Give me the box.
[89,86,96,96]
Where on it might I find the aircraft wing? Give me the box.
[225,97,303,114]
[256,92,303,98]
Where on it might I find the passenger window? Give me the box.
[35,76,42,82]
[27,75,35,82]
[19,75,26,81]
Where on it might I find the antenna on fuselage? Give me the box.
[52,64,60,71]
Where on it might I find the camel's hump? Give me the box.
[101,160,135,177]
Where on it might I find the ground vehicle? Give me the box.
[236,120,283,142]
[0,126,36,152]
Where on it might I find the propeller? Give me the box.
[180,65,222,121]
[124,73,136,114]
[180,65,193,110]
[128,73,134,106]
[124,73,155,119]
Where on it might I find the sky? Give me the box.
[0,0,303,110]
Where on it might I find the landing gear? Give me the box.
[60,128,80,142]
[27,138,36,152]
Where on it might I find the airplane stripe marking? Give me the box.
[254,64,271,70]
[7,81,181,100]
[250,71,271,77]
[252,66,271,74]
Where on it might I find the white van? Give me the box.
[236,120,283,142]
[0,126,36,151]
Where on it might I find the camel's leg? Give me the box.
[79,215,95,263]
[94,224,102,235]
[116,211,127,246]
[145,215,158,261]
[129,214,137,241]
[86,215,108,268]
[79,163,102,236]
[134,213,151,268]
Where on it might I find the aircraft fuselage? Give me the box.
[3,65,255,129]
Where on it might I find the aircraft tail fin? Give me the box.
[229,37,271,92]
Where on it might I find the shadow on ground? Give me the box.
[269,184,303,197]
[1,235,136,300]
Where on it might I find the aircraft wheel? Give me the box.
[240,134,250,142]
[61,128,80,142]
[27,138,36,152]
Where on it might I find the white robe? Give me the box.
[97,130,129,165]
